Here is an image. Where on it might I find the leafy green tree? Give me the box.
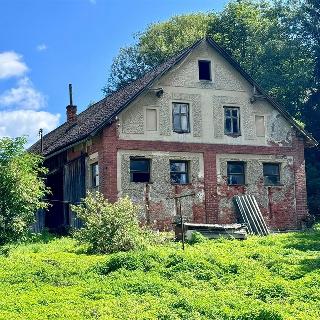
[0,137,49,244]
[298,0,320,215]
[103,45,152,96]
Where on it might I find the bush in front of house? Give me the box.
[0,137,49,245]
[72,192,145,253]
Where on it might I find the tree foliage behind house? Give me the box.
[103,0,320,215]
[0,137,49,244]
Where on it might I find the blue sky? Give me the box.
[0,0,228,145]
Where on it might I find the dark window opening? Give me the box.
[225,107,240,135]
[263,163,280,185]
[198,60,211,81]
[170,160,189,184]
[172,103,190,133]
[227,161,245,185]
[130,158,150,183]
[91,162,99,188]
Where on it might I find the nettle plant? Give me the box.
[71,192,145,254]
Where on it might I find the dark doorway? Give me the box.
[45,168,66,232]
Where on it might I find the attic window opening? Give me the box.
[198,60,211,81]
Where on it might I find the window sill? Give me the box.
[130,181,153,184]
[225,133,241,137]
[265,184,283,187]
[171,183,192,186]
[173,131,190,134]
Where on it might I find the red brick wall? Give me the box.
[89,122,309,231]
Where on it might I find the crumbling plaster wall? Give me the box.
[119,41,293,147]
[117,150,205,229]
[216,153,297,230]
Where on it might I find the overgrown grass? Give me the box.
[1,228,320,319]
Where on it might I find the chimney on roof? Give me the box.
[66,83,77,122]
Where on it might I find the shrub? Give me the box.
[188,231,207,245]
[71,192,144,253]
[0,137,49,244]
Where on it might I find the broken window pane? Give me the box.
[263,163,280,185]
[224,107,240,135]
[170,160,189,184]
[227,162,245,185]
[91,162,99,188]
[172,103,190,133]
[130,158,150,183]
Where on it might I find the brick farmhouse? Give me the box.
[29,38,318,232]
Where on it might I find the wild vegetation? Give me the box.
[1,229,320,319]
[0,137,48,245]
[72,192,149,253]
[103,0,320,216]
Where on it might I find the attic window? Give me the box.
[198,60,211,81]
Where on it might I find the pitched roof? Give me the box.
[29,37,317,157]
[28,39,202,157]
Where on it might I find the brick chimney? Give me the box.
[66,83,77,122]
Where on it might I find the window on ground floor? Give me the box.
[130,158,151,183]
[263,163,280,185]
[227,161,245,185]
[170,160,189,184]
[90,162,99,188]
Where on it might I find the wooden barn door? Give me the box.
[63,156,86,228]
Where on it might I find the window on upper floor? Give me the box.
[224,107,240,135]
[130,158,151,183]
[263,163,280,186]
[172,102,190,133]
[90,162,99,188]
[170,160,189,184]
[198,60,211,81]
[227,161,245,185]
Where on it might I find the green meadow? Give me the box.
[1,229,320,320]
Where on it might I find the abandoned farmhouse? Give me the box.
[29,37,318,232]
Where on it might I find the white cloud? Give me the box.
[0,110,60,146]
[0,77,47,110]
[36,44,47,52]
[0,50,61,146]
[0,51,28,79]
